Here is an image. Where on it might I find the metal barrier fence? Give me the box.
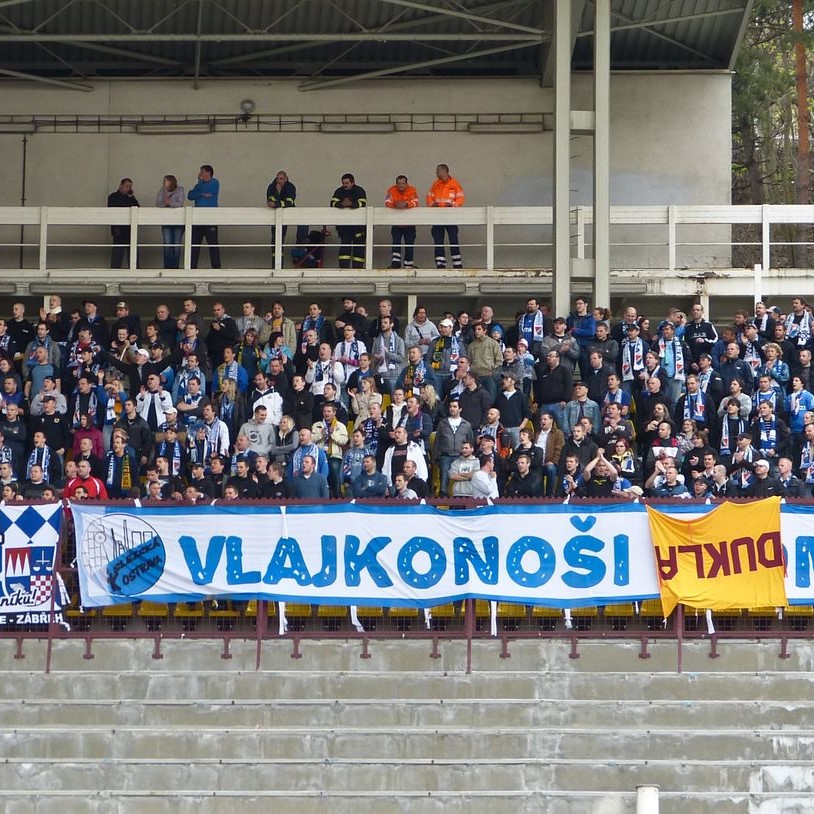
[1,203,813,273]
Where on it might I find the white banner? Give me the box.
[781,505,814,606]
[0,503,64,626]
[72,502,660,608]
[71,501,814,609]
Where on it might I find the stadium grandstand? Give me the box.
[3,1,814,813]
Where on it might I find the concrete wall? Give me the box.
[0,73,731,270]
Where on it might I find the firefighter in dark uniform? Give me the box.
[330,173,367,269]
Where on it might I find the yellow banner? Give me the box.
[647,497,787,617]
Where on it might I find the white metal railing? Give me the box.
[0,203,811,272]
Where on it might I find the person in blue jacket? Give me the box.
[566,297,597,380]
[187,164,221,269]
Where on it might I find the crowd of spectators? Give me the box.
[3,292,814,505]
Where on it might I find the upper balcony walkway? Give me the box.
[0,203,811,300]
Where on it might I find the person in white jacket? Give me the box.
[305,342,345,403]
[135,373,174,433]
[471,455,499,499]
[382,426,428,488]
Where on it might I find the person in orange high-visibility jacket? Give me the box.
[330,173,367,269]
[385,175,419,269]
[426,163,465,269]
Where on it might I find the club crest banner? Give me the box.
[647,497,787,617]
[0,503,64,627]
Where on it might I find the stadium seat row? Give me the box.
[62,597,814,632]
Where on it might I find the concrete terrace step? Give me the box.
[1,757,813,794]
[0,790,806,814]
[3,725,813,762]
[3,697,814,729]
[3,639,813,814]
[4,670,814,703]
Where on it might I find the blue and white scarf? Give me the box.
[758,417,777,452]
[301,316,325,352]
[291,442,320,477]
[656,337,686,381]
[72,390,98,429]
[754,389,780,416]
[801,443,814,483]
[518,311,545,344]
[219,360,239,383]
[742,340,762,377]
[339,339,360,369]
[719,416,745,455]
[188,436,211,469]
[786,312,812,347]
[682,392,706,423]
[156,439,183,477]
[403,358,428,397]
[26,446,51,482]
[376,331,397,372]
[314,361,335,384]
[620,338,644,382]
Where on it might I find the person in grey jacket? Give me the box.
[540,317,581,374]
[238,404,276,456]
[370,315,405,395]
[562,382,602,438]
[155,174,185,269]
[404,305,439,358]
[432,398,474,497]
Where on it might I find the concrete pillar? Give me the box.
[406,294,417,326]
[593,0,611,309]
[183,207,193,270]
[553,0,572,319]
[129,206,139,270]
[273,209,283,270]
[699,292,710,320]
[38,206,48,272]
[636,784,660,813]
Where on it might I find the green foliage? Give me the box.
[732,0,814,205]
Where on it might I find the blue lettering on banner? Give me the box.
[397,537,446,589]
[795,536,814,588]
[453,536,499,586]
[224,536,260,585]
[563,534,606,589]
[506,536,556,587]
[562,516,606,588]
[178,534,225,585]
[311,536,337,588]
[344,536,394,588]
[180,534,262,585]
[173,529,633,593]
[263,537,311,585]
[614,535,629,586]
